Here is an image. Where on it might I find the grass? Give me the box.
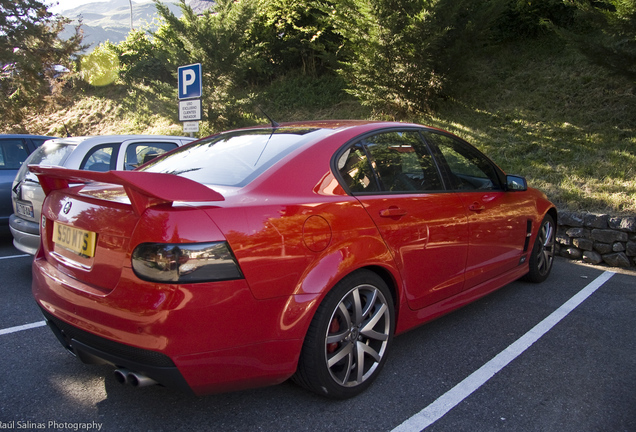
[421,38,636,215]
[3,36,635,215]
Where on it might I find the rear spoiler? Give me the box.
[29,165,224,216]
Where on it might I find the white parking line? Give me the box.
[0,254,30,260]
[0,321,47,336]
[392,270,615,432]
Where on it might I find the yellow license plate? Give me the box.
[53,222,97,258]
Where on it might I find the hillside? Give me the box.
[4,37,636,216]
[425,39,636,216]
[58,0,214,50]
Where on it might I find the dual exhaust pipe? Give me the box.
[114,368,157,388]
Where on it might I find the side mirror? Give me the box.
[506,175,527,191]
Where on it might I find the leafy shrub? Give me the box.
[117,30,175,85]
[494,0,578,41]
[80,43,120,86]
[248,0,343,81]
[330,0,503,114]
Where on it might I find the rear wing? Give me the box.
[29,165,224,216]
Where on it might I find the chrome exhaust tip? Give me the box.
[113,368,129,385]
[126,371,158,388]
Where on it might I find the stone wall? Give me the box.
[556,211,636,268]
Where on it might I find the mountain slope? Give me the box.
[59,0,215,50]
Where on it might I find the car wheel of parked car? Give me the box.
[294,270,395,398]
[525,214,556,283]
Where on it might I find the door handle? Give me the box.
[379,207,407,218]
[469,202,486,212]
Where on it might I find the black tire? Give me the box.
[524,214,556,283]
[293,270,395,399]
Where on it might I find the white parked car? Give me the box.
[10,135,195,254]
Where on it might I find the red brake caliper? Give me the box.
[327,318,339,353]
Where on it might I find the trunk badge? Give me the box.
[63,202,72,214]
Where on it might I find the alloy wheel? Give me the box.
[324,284,391,387]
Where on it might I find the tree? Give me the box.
[115,29,174,85]
[330,0,505,114]
[0,0,84,122]
[153,0,260,130]
[250,0,342,79]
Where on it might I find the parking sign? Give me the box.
[179,99,202,121]
[178,63,202,100]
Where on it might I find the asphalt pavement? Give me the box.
[1,227,634,432]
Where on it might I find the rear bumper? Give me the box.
[9,214,40,255]
[32,256,307,395]
[41,307,193,394]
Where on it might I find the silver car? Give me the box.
[10,135,194,254]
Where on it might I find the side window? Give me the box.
[0,139,29,170]
[424,132,500,191]
[364,131,443,193]
[124,142,178,170]
[81,144,117,172]
[337,143,379,193]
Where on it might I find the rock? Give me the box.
[591,229,629,244]
[562,247,582,259]
[583,251,603,265]
[622,218,636,233]
[559,212,584,227]
[556,234,571,246]
[584,214,609,229]
[602,252,631,268]
[594,243,612,254]
[608,217,621,230]
[613,242,625,252]
[609,217,636,233]
[573,238,594,251]
[566,228,586,238]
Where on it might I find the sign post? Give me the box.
[178,63,202,136]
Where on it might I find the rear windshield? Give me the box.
[140,128,324,187]
[16,142,77,183]
[28,142,77,166]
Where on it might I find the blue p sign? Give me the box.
[178,63,202,100]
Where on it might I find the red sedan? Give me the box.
[31,121,556,398]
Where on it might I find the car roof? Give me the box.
[0,134,56,139]
[221,120,445,138]
[45,135,194,146]
[231,120,410,132]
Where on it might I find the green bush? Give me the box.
[117,30,175,85]
[248,0,343,81]
[494,0,577,41]
[330,0,503,114]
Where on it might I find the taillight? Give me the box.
[132,242,243,283]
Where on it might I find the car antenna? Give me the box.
[63,124,72,137]
[257,106,280,129]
